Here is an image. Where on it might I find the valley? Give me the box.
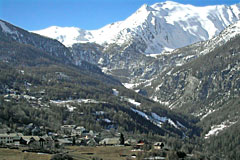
[0,1,240,159]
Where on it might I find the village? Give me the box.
[0,123,183,160]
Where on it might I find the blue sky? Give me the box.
[0,0,239,30]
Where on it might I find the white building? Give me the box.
[0,133,22,145]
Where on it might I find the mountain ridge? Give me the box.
[33,1,240,54]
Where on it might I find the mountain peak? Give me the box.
[151,1,186,9]
[138,4,155,12]
[33,2,240,54]
[162,1,181,5]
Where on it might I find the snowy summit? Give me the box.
[32,1,240,54]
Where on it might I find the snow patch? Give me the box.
[168,119,179,129]
[200,109,216,120]
[66,105,76,112]
[0,21,18,35]
[126,98,141,107]
[131,108,184,130]
[131,108,150,120]
[123,83,136,89]
[103,118,112,123]
[152,96,170,106]
[146,54,160,58]
[23,95,37,100]
[205,120,237,139]
[177,121,187,129]
[134,89,140,93]
[19,70,25,74]
[151,113,167,122]
[101,67,110,74]
[50,99,105,105]
[112,89,119,96]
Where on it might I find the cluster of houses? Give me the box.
[0,124,122,148]
[0,124,166,151]
[0,133,55,149]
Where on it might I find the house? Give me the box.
[9,133,23,146]
[20,136,40,145]
[124,139,137,146]
[0,134,14,145]
[75,138,87,146]
[0,133,22,146]
[81,130,95,138]
[9,133,24,137]
[134,140,146,150]
[131,154,137,159]
[87,138,98,146]
[72,126,85,136]
[41,135,55,149]
[154,142,165,150]
[99,137,120,146]
[60,125,76,134]
[57,138,73,146]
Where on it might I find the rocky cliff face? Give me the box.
[143,24,240,119]
[0,20,71,63]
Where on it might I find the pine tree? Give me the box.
[120,133,125,145]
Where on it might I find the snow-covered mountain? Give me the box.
[133,20,240,140]
[142,20,240,116]
[33,1,240,54]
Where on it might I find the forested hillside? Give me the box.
[0,19,200,139]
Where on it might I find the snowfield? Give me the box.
[131,108,187,130]
[50,99,106,105]
[205,120,238,139]
[112,89,119,96]
[32,1,240,54]
[126,98,141,107]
